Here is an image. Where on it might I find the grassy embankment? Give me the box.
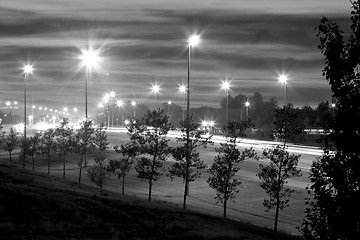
[0,164,301,240]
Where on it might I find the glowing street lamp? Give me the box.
[221,80,231,123]
[278,74,288,105]
[184,34,201,204]
[22,63,33,167]
[131,100,136,117]
[73,107,78,113]
[6,101,11,107]
[167,100,172,116]
[79,48,100,119]
[151,84,160,108]
[117,99,124,125]
[245,101,250,118]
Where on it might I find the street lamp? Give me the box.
[79,48,99,119]
[245,101,250,118]
[221,80,231,123]
[184,34,200,204]
[116,99,124,126]
[178,84,186,121]
[167,100,172,116]
[23,64,33,138]
[131,100,136,117]
[151,84,160,108]
[278,74,288,105]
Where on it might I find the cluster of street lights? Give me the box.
[97,91,138,127]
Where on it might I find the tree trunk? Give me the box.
[122,175,125,195]
[78,158,83,184]
[63,156,66,179]
[9,152,12,164]
[148,178,152,202]
[274,193,280,232]
[32,156,35,171]
[224,196,227,218]
[183,178,188,208]
[47,156,50,175]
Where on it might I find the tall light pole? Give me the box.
[131,100,136,117]
[151,84,160,108]
[221,80,231,123]
[80,48,99,119]
[167,100,172,116]
[245,101,250,118]
[22,63,33,168]
[179,84,186,121]
[278,74,288,106]
[116,99,124,126]
[184,34,200,207]
[23,64,33,136]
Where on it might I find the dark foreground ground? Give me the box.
[0,164,300,240]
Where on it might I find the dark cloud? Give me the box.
[0,4,349,114]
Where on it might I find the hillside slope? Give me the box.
[0,164,299,239]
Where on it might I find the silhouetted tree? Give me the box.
[40,128,56,175]
[300,2,360,239]
[74,120,95,184]
[207,120,256,218]
[258,146,301,232]
[88,128,108,189]
[28,133,41,171]
[107,142,139,194]
[168,116,211,208]
[132,109,171,201]
[55,118,74,178]
[4,127,18,164]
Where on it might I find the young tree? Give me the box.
[107,142,138,194]
[18,137,30,168]
[207,120,256,218]
[55,118,74,178]
[272,104,304,146]
[88,128,108,189]
[258,145,301,232]
[28,133,41,171]
[4,127,19,164]
[40,128,57,175]
[132,109,171,202]
[74,120,95,184]
[168,117,211,208]
[300,2,360,239]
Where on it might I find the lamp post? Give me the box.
[131,100,136,117]
[221,80,231,123]
[184,34,200,206]
[80,48,99,119]
[22,63,33,167]
[23,64,33,136]
[117,99,124,126]
[245,101,250,118]
[167,100,172,116]
[278,74,288,106]
[179,84,186,121]
[151,84,160,108]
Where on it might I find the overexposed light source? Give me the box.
[245,101,250,107]
[178,84,186,93]
[80,48,100,70]
[168,100,172,105]
[188,35,200,47]
[151,84,160,94]
[278,74,288,84]
[221,80,231,90]
[117,100,124,107]
[131,101,136,106]
[23,64,33,74]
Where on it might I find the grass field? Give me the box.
[0,161,304,239]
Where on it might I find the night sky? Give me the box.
[0,0,351,117]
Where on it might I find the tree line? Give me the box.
[0,106,305,233]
